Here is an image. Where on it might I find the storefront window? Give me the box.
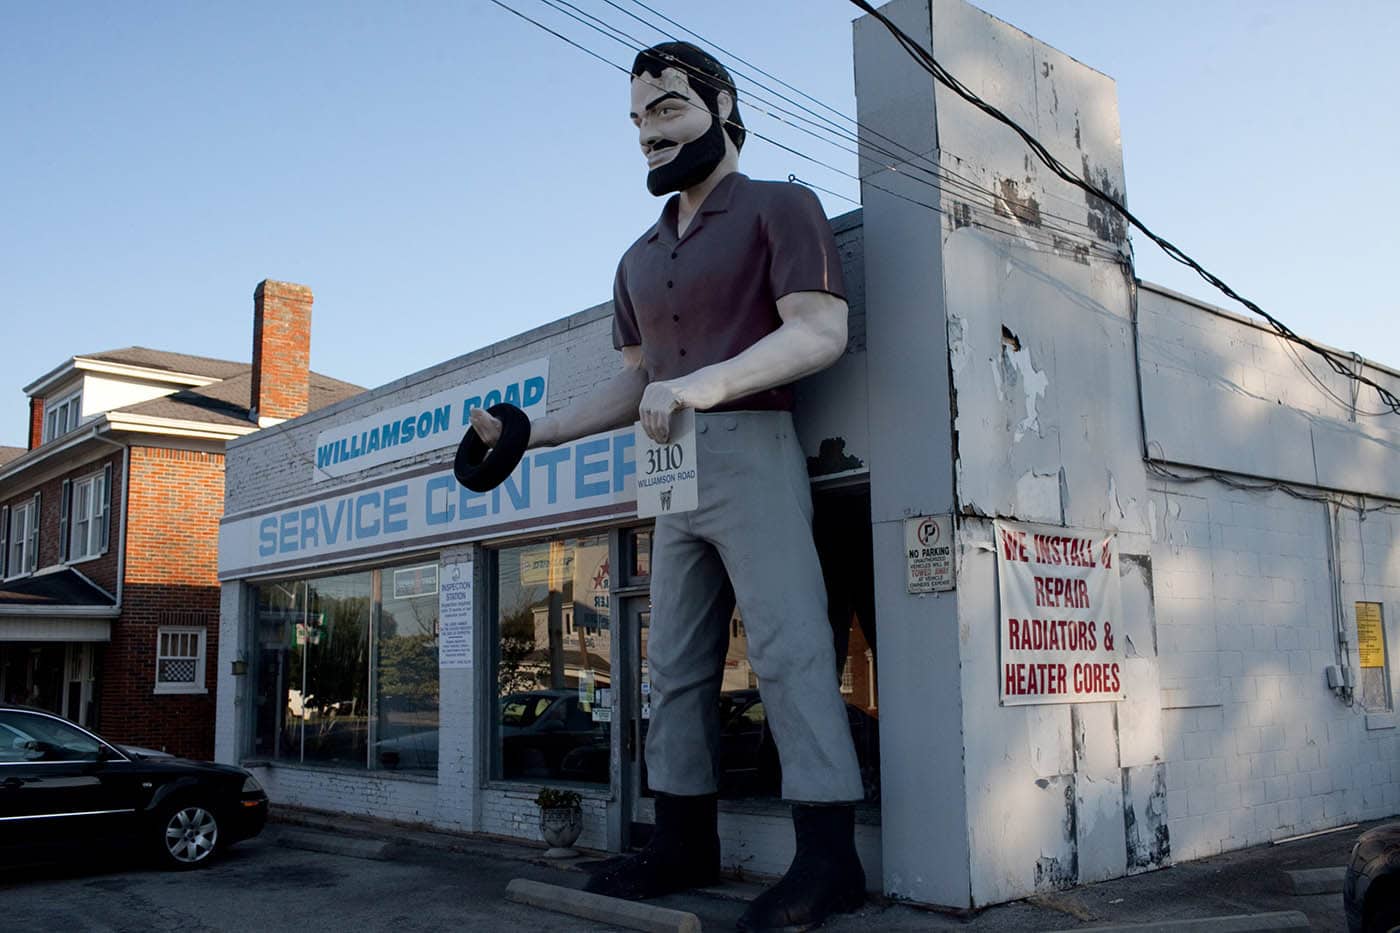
[493,535,611,785]
[253,562,439,775]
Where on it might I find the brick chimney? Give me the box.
[250,280,313,426]
[28,397,43,449]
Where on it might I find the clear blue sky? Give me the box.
[3,1,1397,447]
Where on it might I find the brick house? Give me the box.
[0,280,361,758]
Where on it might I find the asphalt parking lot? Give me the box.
[0,834,628,933]
[0,814,1375,933]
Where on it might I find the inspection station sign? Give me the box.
[312,358,549,482]
[438,560,473,669]
[995,519,1124,706]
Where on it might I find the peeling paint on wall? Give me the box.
[1123,762,1171,873]
[806,437,864,476]
[1082,155,1128,244]
[990,340,1049,442]
[1033,781,1079,892]
[995,178,1043,228]
[1014,469,1064,524]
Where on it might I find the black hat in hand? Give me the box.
[454,403,531,492]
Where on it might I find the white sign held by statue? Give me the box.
[635,408,698,519]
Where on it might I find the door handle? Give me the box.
[1,777,23,789]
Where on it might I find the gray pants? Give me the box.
[645,410,864,803]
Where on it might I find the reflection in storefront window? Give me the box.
[494,535,611,785]
[253,562,440,775]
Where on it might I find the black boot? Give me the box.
[583,793,720,900]
[737,804,864,931]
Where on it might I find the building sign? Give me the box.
[439,560,473,669]
[1356,602,1386,669]
[995,519,1124,706]
[219,426,636,578]
[312,359,549,482]
[905,514,954,593]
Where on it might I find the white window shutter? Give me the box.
[60,478,72,563]
[0,505,9,578]
[27,492,40,573]
[100,463,113,554]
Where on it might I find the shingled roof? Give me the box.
[78,347,251,380]
[116,370,364,426]
[0,447,25,468]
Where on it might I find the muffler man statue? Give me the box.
[468,40,865,931]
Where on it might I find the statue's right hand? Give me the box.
[468,407,503,447]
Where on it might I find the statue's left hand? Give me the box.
[639,381,684,443]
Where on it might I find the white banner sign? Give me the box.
[635,409,698,519]
[312,358,549,482]
[438,560,473,669]
[219,426,636,577]
[996,519,1124,706]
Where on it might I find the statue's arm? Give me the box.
[637,290,847,442]
[470,345,648,450]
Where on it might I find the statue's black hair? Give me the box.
[631,41,746,151]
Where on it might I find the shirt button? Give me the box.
[672,314,680,322]
[679,349,687,357]
[671,252,678,259]
[667,281,673,288]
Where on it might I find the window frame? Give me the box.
[67,470,107,563]
[154,626,209,695]
[4,498,37,580]
[42,389,83,443]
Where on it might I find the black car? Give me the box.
[0,704,268,870]
[1346,821,1400,933]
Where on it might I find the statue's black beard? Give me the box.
[646,114,726,196]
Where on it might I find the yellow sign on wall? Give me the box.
[1356,602,1386,669]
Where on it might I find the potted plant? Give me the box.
[535,787,583,858]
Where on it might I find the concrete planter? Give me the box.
[539,806,582,858]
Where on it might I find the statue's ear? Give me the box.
[715,89,733,122]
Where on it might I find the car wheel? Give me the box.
[155,801,221,870]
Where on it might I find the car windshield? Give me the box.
[500,694,557,727]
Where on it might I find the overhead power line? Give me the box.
[485,0,1120,261]
[846,0,1400,416]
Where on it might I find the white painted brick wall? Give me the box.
[1153,483,1400,861]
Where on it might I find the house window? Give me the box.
[69,472,108,561]
[155,627,207,694]
[43,390,82,443]
[840,656,854,694]
[3,498,39,579]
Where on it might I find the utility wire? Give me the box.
[522,0,1117,257]
[847,0,1400,416]
[487,0,1117,260]
[609,0,1114,239]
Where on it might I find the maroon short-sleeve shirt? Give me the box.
[612,173,846,412]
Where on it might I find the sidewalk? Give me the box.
[270,806,1376,931]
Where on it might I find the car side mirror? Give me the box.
[96,745,119,763]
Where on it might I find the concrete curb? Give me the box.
[506,878,702,933]
[1281,866,1346,895]
[273,828,393,861]
[1042,911,1311,932]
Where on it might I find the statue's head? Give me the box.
[629,42,746,196]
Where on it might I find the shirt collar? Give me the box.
[646,172,748,243]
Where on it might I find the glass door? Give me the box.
[614,527,654,849]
